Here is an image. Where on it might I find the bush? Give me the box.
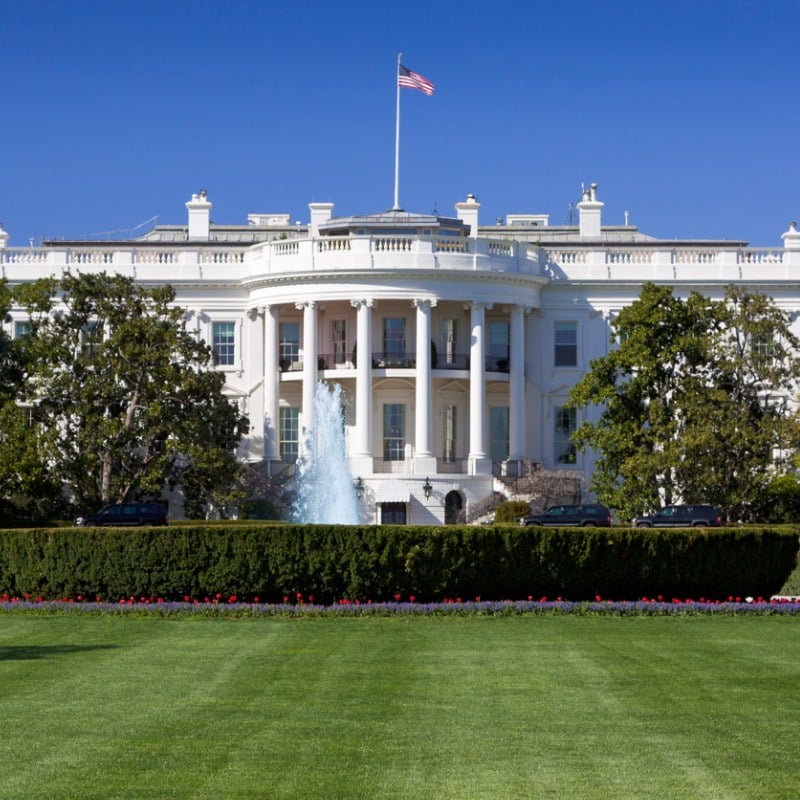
[0,524,797,604]
[494,501,530,523]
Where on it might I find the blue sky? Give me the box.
[1,0,798,246]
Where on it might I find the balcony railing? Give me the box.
[371,351,416,368]
[280,352,505,372]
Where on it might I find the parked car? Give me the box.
[632,504,721,528]
[75,502,169,527]
[519,503,612,527]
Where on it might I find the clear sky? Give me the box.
[1,0,798,247]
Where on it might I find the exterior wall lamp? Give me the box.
[354,476,363,498]
[422,477,433,500]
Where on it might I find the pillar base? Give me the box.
[468,456,493,476]
[412,454,437,474]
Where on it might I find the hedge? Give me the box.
[0,524,797,604]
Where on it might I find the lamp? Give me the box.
[354,476,363,498]
[422,477,433,500]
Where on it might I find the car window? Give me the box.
[102,506,121,517]
[123,505,138,516]
[546,507,564,516]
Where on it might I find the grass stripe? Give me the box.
[0,616,798,799]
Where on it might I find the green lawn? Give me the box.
[0,616,798,800]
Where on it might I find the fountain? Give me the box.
[290,382,360,524]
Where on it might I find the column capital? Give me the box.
[295,300,316,311]
[350,299,375,310]
[463,301,493,312]
[411,298,438,310]
[246,306,266,321]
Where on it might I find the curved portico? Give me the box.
[242,202,546,523]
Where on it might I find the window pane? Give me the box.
[554,405,577,464]
[442,319,457,364]
[554,321,577,367]
[14,321,32,339]
[380,502,407,524]
[212,322,235,366]
[383,318,405,356]
[332,319,346,364]
[443,405,457,462]
[383,403,405,461]
[490,406,509,461]
[82,321,103,356]
[279,322,300,369]
[280,407,299,463]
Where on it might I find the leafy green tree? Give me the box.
[0,279,65,521]
[568,283,800,521]
[13,272,249,517]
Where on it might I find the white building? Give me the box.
[2,185,799,523]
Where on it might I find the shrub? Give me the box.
[494,501,530,523]
[0,523,797,604]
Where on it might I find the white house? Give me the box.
[2,185,799,523]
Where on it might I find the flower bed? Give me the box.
[1,593,799,617]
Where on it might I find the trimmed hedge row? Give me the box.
[0,524,797,604]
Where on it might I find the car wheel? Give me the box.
[582,522,597,527]
[635,522,651,528]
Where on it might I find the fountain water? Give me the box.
[291,382,360,524]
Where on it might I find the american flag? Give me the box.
[398,64,435,96]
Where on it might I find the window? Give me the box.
[489,406,509,462]
[442,319,457,365]
[380,502,407,524]
[212,322,235,366]
[488,321,509,371]
[443,405,457,462]
[332,319,346,364]
[14,321,32,339]
[81,321,103,356]
[752,333,774,369]
[554,405,577,464]
[383,318,405,364]
[554,321,578,367]
[279,407,300,463]
[279,322,300,370]
[383,403,405,461]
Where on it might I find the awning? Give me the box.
[375,479,411,504]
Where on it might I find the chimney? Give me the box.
[781,221,800,250]
[186,189,212,240]
[0,223,8,250]
[577,183,603,239]
[308,202,334,238]
[455,193,480,237]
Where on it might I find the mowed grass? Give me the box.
[0,616,798,800]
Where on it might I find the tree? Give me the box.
[13,272,249,516]
[0,279,65,521]
[568,283,800,521]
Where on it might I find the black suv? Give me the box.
[632,504,721,528]
[76,502,169,527]
[519,503,612,527]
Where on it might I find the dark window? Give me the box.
[381,502,407,524]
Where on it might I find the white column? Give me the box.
[245,307,266,462]
[508,305,527,464]
[298,301,318,437]
[351,299,374,468]
[263,305,280,463]
[468,301,491,473]
[413,298,437,473]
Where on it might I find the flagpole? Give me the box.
[393,52,401,210]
